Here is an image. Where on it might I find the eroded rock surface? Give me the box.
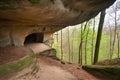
[0,0,116,47]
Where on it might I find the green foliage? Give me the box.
[82,65,120,80]
[52,20,119,65]
[53,24,97,64]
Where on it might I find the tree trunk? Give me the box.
[67,27,71,62]
[93,10,106,64]
[85,27,90,64]
[78,22,87,64]
[91,18,95,64]
[56,32,59,47]
[117,33,120,58]
[108,22,113,59]
[71,28,75,63]
[111,5,117,58]
[78,24,83,64]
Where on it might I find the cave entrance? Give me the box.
[24,33,44,45]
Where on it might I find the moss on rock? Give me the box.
[0,51,35,76]
[82,65,120,80]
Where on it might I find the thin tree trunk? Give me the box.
[93,10,106,64]
[111,6,117,58]
[67,27,71,62]
[71,28,75,63]
[91,18,95,64]
[108,23,112,59]
[85,27,90,64]
[117,33,120,58]
[78,24,83,64]
[78,22,87,64]
[56,32,59,46]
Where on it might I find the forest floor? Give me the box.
[0,43,112,80]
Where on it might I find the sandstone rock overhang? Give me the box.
[0,0,116,47]
[0,0,116,27]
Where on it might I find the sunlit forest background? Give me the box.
[51,0,120,65]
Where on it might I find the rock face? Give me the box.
[0,0,116,47]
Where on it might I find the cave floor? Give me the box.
[0,43,111,80]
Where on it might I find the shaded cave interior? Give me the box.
[24,33,44,45]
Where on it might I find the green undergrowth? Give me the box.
[82,65,120,80]
[0,51,35,76]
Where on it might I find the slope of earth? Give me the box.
[0,46,35,79]
[0,47,30,65]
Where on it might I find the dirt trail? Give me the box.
[24,43,109,80]
[9,57,77,80]
[39,56,110,80]
[23,43,106,80]
[6,43,77,80]
[1,43,110,80]
[25,43,52,54]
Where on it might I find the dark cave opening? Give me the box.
[24,33,44,44]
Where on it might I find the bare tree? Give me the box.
[111,4,117,58]
[108,1,120,59]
